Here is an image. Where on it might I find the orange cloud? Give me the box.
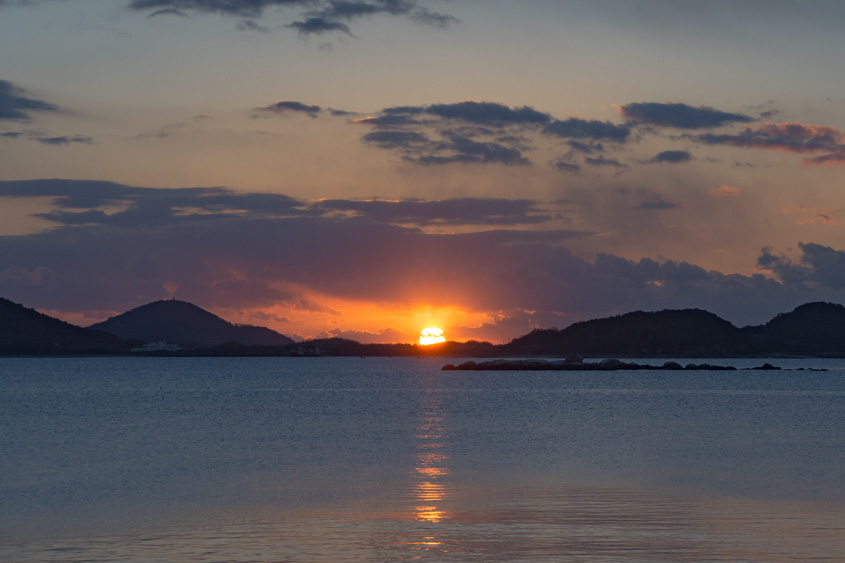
[709,185,739,199]
[219,293,492,343]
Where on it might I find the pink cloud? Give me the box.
[709,185,739,199]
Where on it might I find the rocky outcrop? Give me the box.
[442,359,788,371]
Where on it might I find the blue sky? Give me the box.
[2,0,845,342]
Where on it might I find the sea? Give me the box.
[1,356,844,562]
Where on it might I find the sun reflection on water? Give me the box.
[411,398,450,524]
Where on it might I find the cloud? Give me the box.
[313,197,556,226]
[360,129,430,149]
[353,100,558,166]
[709,185,739,199]
[0,80,58,121]
[128,0,310,19]
[353,114,424,127]
[4,179,844,337]
[423,133,529,166]
[255,99,322,117]
[0,178,306,214]
[287,17,353,36]
[237,19,271,32]
[697,122,843,153]
[359,100,549,128]
[566,140,605,154]
[551,159,581,173]
[410,9,458,28]
[297,0,460,36]
[758,243,845,290]
[649,149,691,163]
[37,135,93,146]
[585,155,625,168]
[359,126,529,166]
[803,151,845,166]
[542,117,630,141]
[621,102,753,129]
[635,196,679,210]
[425,101,550,125]
[128,0,458,36]
[696,122,845,166]
[782,206,843,226]
[322,326,414,344]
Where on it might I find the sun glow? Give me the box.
[419,327,446,345]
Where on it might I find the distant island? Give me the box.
[1,297,845,358]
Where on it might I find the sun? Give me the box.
[419,327,446,345]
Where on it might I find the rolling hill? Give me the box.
[89,299,294,348]
[0,298,126,355]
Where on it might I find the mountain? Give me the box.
[744,301,845,355]
[0,298,126,355]
[89,300,294,348]
[507,309,755,357]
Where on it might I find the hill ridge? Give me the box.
[89,299,294,348]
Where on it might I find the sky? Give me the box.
[2,0,845,343]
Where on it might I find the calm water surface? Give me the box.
[2,356,844,562]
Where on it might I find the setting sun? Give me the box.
[419,327,446,345]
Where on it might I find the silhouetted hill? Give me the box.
[0,298,126,355]
[89,300,294,348]
[506,309,755,357]
[744,302,845,355]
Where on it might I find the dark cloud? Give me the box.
[649,149,692,163]
[128,0,457,36]
[314,197,556,226]
[255,99,322,116]
[542,117,630,141]
[0,131,23,138]
[585,155,625,168]
[566,140,605,153]
[0,179,305,215]
[382,105,426,116]
[621,102,753,129]
[425,101,550,125]
[427,133,529,166]
[34,209,110,225]
[146,8,188,17]
[360,128,529,166]
[310,0,459,30]
[360,129,430,149]
[355,101,546,166]
[237,18,271,32]
[804,151,845,166]
[636,196,679,210]
[0,80,58,121]
[353,114,425,127]
[758,243,845,290]
[37,135,93,146]
[551,159,581,173]
[364,101,548,127]
[2,179,844,332]
[128,0,310,19]
[287,17,353,36]
[696,122,845,165]
[410,9,458,28]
